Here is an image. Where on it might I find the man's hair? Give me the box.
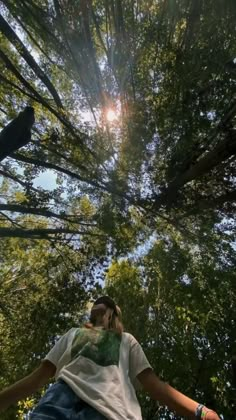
[94,296,118,315]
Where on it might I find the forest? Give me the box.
[0,1,235,418]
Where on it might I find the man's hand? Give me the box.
[0,360,56,412]
[137,368,221,420]
[204,409,221,420]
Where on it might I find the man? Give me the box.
[0,296,220,419]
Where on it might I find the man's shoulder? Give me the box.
[66,326,79,334]
[122,331,137,343]
[61,327,80,339]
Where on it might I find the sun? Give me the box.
[106,109,117,122]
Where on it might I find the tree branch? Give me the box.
[10,152,107,191]
[0,13,63,108]
[0,73,43,103]
[0,49,87,150]
[0,203,97,226]
[0,167,39,192]
[179,190,236,219]
[0,227,107,239]
[10,152,133,202]
[0,211,24,229]
[153,126,236,209]
[8,10,67,72]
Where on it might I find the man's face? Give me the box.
[90,303,107,323]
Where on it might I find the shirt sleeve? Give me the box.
[43,328,74,368]
[129,334,152,386]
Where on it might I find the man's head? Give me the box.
[93,296,118,315]
[89,295,123,334]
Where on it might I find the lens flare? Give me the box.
[106,109,117,122]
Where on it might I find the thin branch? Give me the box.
[10,11,67,72]
[39,143,88,173]
[0,13,63,108]
[91,7,108,56]
[153,117,236,210]
[0,73,42,103]
[52,0,99,121]
[0,49,88,151]
[0,211,24,229]
[0,227,107,239]
[0,166,73,211]
[0,203,97,226]
[10,152,133,202]
[0,167,40,193]
[0,106,7,115]
[11,152,105,189]
[178,190,236,219]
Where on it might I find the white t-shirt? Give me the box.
[44,327,152,420]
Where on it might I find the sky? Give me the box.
[33,170,57,190]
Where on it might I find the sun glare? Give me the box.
[106,109,117,122]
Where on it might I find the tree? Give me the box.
[0,0,235,243]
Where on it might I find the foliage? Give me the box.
[0,0,235,242]
[105,233,236,418]
[0,226,104,418]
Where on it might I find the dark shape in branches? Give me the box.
[0,106,35,161]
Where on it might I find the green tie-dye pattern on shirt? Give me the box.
[71,328,121,367]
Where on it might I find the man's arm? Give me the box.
[0,360,56,412]
[137,368,220,420]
